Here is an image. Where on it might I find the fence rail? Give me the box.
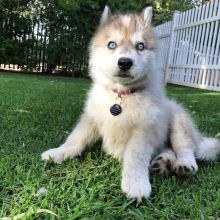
[155,0,220,91]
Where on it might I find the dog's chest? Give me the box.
[86,88,159,158]
[89,91,145,129]
[90,95,136,158]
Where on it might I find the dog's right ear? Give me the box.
[100,5,112,25]
[142,6,153,25]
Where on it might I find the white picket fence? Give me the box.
[155,0,220,91]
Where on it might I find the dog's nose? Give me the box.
[118,57,133,71]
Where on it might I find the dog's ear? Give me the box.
[142,6,153,25]
[100,5,112,25]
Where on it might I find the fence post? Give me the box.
[164,11,180,84]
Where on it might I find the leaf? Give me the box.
[215,133,220,138]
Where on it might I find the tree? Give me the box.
[0,0,35,65]
[0,0,209,75]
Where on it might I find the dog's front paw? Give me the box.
[121,174,151,202]
[173,157,198,175]
[41,147,68,164]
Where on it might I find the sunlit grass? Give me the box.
[0,73,220,219]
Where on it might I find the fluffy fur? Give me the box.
[41,6,220,201]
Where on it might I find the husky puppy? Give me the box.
[42,6,220,201]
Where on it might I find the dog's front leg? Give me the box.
[121,129,154,202]
[41,113,99,164]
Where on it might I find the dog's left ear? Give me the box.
[100,5,112,25]
[142,6,153,25]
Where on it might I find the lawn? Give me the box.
[0,73,220,220]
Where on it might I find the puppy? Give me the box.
[42,6,220,201]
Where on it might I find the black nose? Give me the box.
[118,57,133,71]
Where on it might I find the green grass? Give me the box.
[0,73,220,220]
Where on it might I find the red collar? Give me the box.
[112,89,134,96]
[112,86,145,96]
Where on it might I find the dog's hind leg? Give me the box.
[41,113,99,164]
[150,149,176,176]
[169,103,200,175]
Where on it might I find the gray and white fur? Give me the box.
[41,6,220,202]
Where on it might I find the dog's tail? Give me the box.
[195,137,220,161]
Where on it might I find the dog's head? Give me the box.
[89,6,159,88]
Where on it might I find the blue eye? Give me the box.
[136,42,145,51]
[108,41,117,49]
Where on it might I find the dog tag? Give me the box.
[110,104,122,116]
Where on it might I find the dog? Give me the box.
[42,6,220,202]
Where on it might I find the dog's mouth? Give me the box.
[117,74,131,78]
[116,71,134,78]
